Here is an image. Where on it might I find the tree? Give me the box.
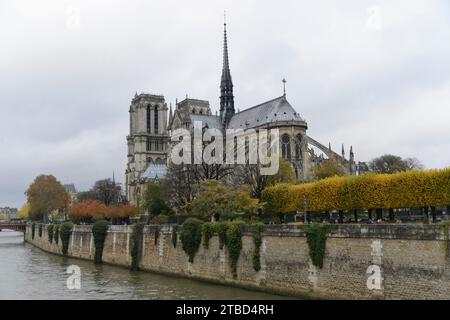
[17,203,30,220]
[404,157,424,171]
[25,175,69,222]
[235,158,296,199]
[69,200,107,222]
[164,163,196,209]
[369,154,424,174]
[75,191,97,202]
[164,161,235,209]
[90,179,122,205]
[314,160,345,180]
[105,204,139,223]
[268,158,296,185]
[188,180,259,220]
[142,181,173,217]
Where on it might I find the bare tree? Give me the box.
[404,157,424,170]
[91,179,122,205]
[369,154,424,174]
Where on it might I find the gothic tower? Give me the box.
[219,19,235,126]
[125,93,169,205]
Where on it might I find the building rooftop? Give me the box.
[63,184,77,194]
[228,96,306,129]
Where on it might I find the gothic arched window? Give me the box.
[146,106,151,133]
[154,106,158,134]
[281,134,291,160]
[295,134,303,160]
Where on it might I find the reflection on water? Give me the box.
[0,230,290,300]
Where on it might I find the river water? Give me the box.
[0,230,288,300]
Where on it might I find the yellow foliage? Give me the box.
[17,203,30,219]
[262,168,450,212]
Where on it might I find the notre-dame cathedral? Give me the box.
[125,22,362,206]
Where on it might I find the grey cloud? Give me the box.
[1,0,449,207]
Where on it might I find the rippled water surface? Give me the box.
[0,230,290,300]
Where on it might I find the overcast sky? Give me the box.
[1,0,449,208]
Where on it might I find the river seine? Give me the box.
[0,230,288,300]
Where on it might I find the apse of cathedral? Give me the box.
[125,21,362,206]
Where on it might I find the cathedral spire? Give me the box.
[220,12,235,126]
[168,103,173,126]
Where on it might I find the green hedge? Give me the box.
[217,222,228,250]
[54,225,59,244]
[202,222,215,249]
[31,223,36,240]
[60,222,73,256]
[251,223,264,272]
[47,224,54,243]
[92,220,109,264]
[226,221,244,278]
[305,224,334,268]
[180,218,203,263]
[262,168,450,213]
[130,223,145,271]
[171,225,178,248]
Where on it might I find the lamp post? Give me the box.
[303,195,309,224]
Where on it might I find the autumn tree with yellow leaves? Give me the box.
[25,175,69,222]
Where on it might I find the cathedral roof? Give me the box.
[227,96,306,129]
[190,114,222,129]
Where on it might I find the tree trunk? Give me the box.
[338,210,344,224]
[354,210,358,223]
[424,207,429,218]
[431,206,437,223]
[306,211,311,224]
[388,208,394,222]
[376,208,382,221]
[368,209,373,221]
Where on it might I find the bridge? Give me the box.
[0,222,26,233]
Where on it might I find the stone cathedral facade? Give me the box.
[125,22,360,206]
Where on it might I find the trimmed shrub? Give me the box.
[226,221,244,278]
[251,223,264,272]
[154,227,160,245]
[305,223,334,268]
[202,222,216,249]
[216,222,228,250]
[54,225,59,244]
[47,224,54,243]
[180,218,203,263]
[92,220,109,264]
[130,223,145,271]
[171,225,178,248]
[31,223,36,240]
[262,168,450,213]
[59,222,73,256]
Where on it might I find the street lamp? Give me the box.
[303,195,309,224]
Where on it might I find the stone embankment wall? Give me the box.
[25,224,450,299]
